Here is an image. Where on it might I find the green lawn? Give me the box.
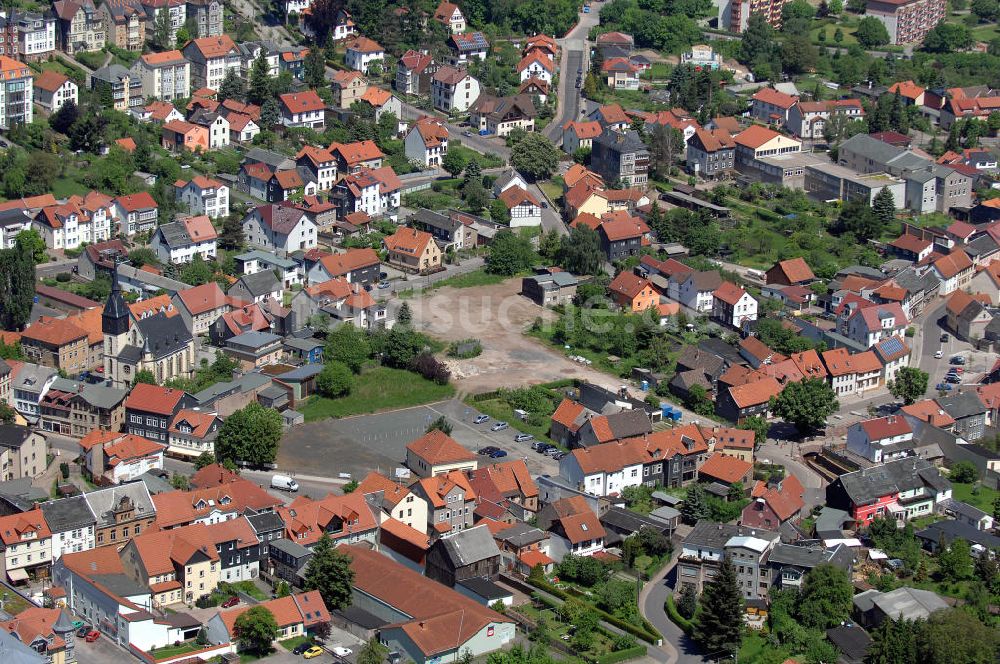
[431,268,511,289]
[466,396,559,445]
[448,143,505,168]
[970,22,1000,41]
[279,635,312,651]
[951,482,999,513]
[51,177,89,198]
[148,642,205,658]
[299,367,455,421]
[0,590,32,616]
[739,632,793,663]
[811,24,858,45]
[74,50,105,69]
[402,189,463,211]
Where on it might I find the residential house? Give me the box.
[167,408,220,459]
[601,57,640,90]
[786,99,864,139]
[698,452,753,487]
[405,116,449,167]
[597,213,650,262]
[279,90,325,129]
[447,31,488,66]
[591,129,649,187]
[90,64,141,111]
[0,509,52,584]
[712,282,758,328]
[467,459,539,521]
[82,481,156,549]
[537,496,605,559]
[32,70,76,111]
[150,215,218,264]
[734,125,803,181]
[677,521,780,599]
[686,127,736,179]
[394,50,437,95]
[38,379,126,439]
[277,492,378,548]
[172,282,236,335]
[433,1,465,32]
[469,93,535,137]
[431,66,480,113]
[174,175,228,219]
[741,475,805,530]
[936,391,987,441]
[383,227,442,273]
[825,457,951,525]
[945,290,992,341]
[846,415,914,463]
[124,384,194,446]
[186,0,222,37]
[161,119,208,152]
[930,250,973,295]
[716,377,783,423]
[497,186,541,228]
[79,431,164,485]
[52,0,104,55]
[608,271,657,312]
[99,0,145,51]
[182,35,239,92]
[228,271,282,304]
[328,140,384,176]
[295,146,337,192]
[516,52,554,83]
[561,120,602,154]
[39,495,96,560]
[345,36,383,74]
[0,426,47,480]
[205,591,329,649]
[113,191,158,235]
[750,87,798,125]
[356,472,428,533]
[305,247,380,286]
[11,364,57,424]
[241,203,317,255]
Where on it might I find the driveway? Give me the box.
[640,560,707,664]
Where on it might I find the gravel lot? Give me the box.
[407,278,632,394]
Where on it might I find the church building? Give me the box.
[103,270,196,387]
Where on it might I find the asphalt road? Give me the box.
[641,560,707,664]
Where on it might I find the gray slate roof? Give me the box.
[936,391,986,420]
[40,494,96,532]
[916,518,1000,549]
[494,522,548,548]
[853,587,948,621]
[134,311,193,360]
[83,483,155,528]
[232,271,282,298]
[436,524,501,567]
[835,457,950,506]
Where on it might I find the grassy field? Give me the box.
[299,367,455,421]
[951,482,998,512]
[739,632,793,663]
[448,143,505,168]
[279,636,312,651]
[466,396,560,445]
[148,642,207,658]
[431,268,510,289]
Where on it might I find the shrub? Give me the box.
[56,273,71,282]
[412,352,450,385]
[447,339,482,359]
[664,595,694,635]
[595,645,648,664]
[59,463,69,480]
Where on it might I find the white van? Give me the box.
[271,474,299,492]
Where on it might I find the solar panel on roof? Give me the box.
[880,337,903,355]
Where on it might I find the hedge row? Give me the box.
[593,646,648,664]
[526,577,661,644]
[664,595,694,635]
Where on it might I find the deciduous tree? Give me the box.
[324,324,371,373]
[510,133,559,181]
[556,226,604,276]
[233,606,278,655]
[771,377,839,433]
[304,533,355,610]
[796,564,853,629]
[215,402,282,467]
[486,230,533,276]
[856,16,891,47]
[887,367,929,405]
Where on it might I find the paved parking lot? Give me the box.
[73,630,129,664]
[278,399,559,483]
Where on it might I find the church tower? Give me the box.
[102,268,130,385]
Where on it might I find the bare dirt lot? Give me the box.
[406,278,627,394]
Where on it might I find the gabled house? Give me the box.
[383,227,442,273]
[328,139,384,176]
[277,492,378,547]
[431,66,480,113]
[150,215,218,264]
[279,90,325,129]
[182,34,240,92]
[394,49,437,95]
[537,496,605,558]
[405,116,449,167]
[447,31,488,65]
[433,0,465,32]
[112,191,158,235]
[712,281,758,329]
[846,415,914,463]
[608,271,657,312]
[406,429,477,478]
[241,203,317,255]
[345,36,383,74]
[174,175,229,218]
[750,87,798,125]
[826,457,951,525]
[469,93,536,137]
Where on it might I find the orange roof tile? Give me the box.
[698,452,752,485]
[406,429,476,466]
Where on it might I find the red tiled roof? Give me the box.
[859,415,911,441]
[406,430,476,466]
[751,87,797,109]
[698,452,752,484]
[124,384,186,415]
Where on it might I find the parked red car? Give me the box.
[221,596,239,608]
[85,630,100,643]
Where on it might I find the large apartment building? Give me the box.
[0,55,31,128]
[866,0,946,45]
